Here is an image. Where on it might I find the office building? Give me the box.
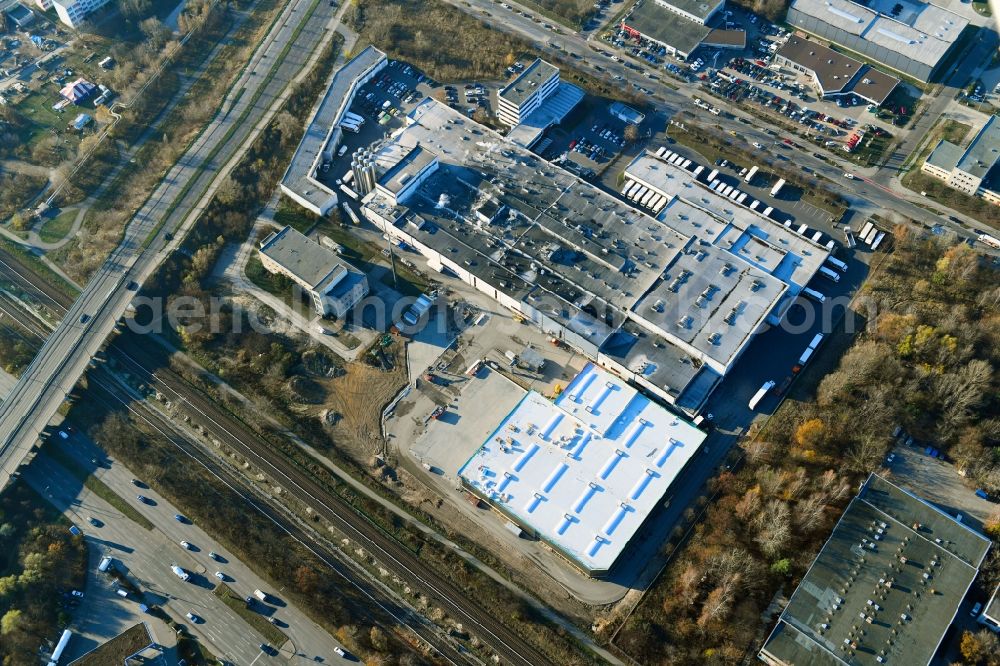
[922,115,1000,205]
[497,58,561,127]
[759,475,991,666]
[774,36,900,106]
[258,226,369,317]
[52,0,111,28]
[785,0,968,83]
[358,97,829,413]
[458,363,706,577]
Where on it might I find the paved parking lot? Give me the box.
[538,97,631,171]
[315,60,432,193]
[883,441,997,532]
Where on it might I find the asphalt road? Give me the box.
[445,0,999,244]
[875,29,1000,180]
[0,257,481,666]
[0,0,343,490]
[23,436,350,665]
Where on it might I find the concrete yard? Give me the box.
[884,442,998,533]
[409,366,527,478]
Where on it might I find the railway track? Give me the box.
[0,272,474,666]
[0,248,559,666]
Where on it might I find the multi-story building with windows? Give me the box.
[922,115,1000,205]
[497,59,560,127]
[52,0,111,28]
[258,226,369,318]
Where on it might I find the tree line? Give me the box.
[612,228,1000,664]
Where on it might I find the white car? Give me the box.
[843,172,855,180]
[214,571,226,581]
[186,612,202,623]
[180,540,192,550]
[752,142,763,149]
[334,647,346,657]
[58,430,68,439]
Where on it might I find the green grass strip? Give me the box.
[213,583,287,645]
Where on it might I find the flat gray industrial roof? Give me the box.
[624,154,830,292]
[281,46,387,212]
[703,28,746,48]
[599,319,719,404]
[259,226,346,291]
[378,144,439,195]
[789,0,967,69]
[498,59,559,108]
[623,0,711,54]
[655,0,721,21]
[360,102,827,382]
[777,37,899,104]
[956,115,1000,180]
[925,139,964,173]
[760,474,991,666]
[632,243,784,368]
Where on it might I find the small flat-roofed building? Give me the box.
[458,363,706,577]
[759,474,992,666]
[6,3,35,28]
[280,46,388,215]
[979,584,1000,632]
[620,0,743,59]
[373,144,440,206]
[258,226,369,317]
[610,102,646,126]
[774,37,900,106]
[921,115,1000,205]
[649,0,723,25]
[785,0,968,83]
[497,59,560,127]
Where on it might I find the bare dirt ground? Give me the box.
[306,340,408,458]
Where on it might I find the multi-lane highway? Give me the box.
[26,438,350,665]
[444,0,998,244]
[0,0,345,490]
[0,248,557,666]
